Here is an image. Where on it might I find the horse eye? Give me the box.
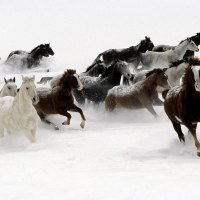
[26,87,29,90]
[8,87,11,90]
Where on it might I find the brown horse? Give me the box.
[163,57,200,156]
[105,69,170,117]
[34,69,86,130]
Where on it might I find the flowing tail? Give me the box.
[105,94,116,112]
[37,76,53,84]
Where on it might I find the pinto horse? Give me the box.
[153,33,200,58]
[6,43,54,69]
[34,69,86,130]
[92,36,154,67]
[105,69,170,117]
[163,57,200,156]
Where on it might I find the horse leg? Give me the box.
[61,111,72,126]
[185,123,200,156]
[23,130,36,143]
[171,121,185,143]
[69,104,86,128]
[42,118,59,130]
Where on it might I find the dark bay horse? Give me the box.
[73,61,132,105]
[105,69,170,117]
[153,33,200,58]
[34,69,86,130]
[163,57,200,156]
[6,43,54,69]
[93,36,154,66]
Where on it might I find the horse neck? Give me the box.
[30,47,42,59]
[174,41,189,58]
[13,88,32,113]
[108,66,123,84]
[0,86,6,97]
[143,74,158,91]
[59,83,73,97]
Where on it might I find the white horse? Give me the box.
[140,38,199,69]
[0,75,40,142]
[0,77,17,97]
[133,60,189,87]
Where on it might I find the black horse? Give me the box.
[6,43,54,69]
[92,36,154,67]
[152,33,200,58]
[73,61,132,105]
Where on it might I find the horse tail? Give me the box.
[162,89,169,100]
[105,94,116,111]
[37,77,53,84]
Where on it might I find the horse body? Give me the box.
[93,36,154,66]
[34,70,86,130]
[140,39,199,69]
[73,61,132,104]
[0,77,17,97]
[6,44,54,69]
[0,76,39,142]
[163,57,200,156]
[153,33,200,58]
[105,69,170,117]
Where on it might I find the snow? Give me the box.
[1,0,200,199]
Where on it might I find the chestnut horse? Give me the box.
[34,69,86,130]
[105,69,170,117]
[163,57,200,156]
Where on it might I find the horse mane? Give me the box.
[58,69,76,86]
[30,44,43,54]
[169,58,189,68]
[85,60,102,72]
[146,68,164,78]
[101,61,119,78]
[182,57,200,86]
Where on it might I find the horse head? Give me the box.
[115,61,132,80]
[146,68,170,92]
[44,43,54,56]
[139,36,154,52]
[1,77,17,97]
[21,75,39,104]
[59,69,83,91]
[185,38,199,52]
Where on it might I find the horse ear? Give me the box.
[187,37,191,42]
[13,77,15,82]
[32,75,35,81]
[22,75,25,81]
[4,78,7,84]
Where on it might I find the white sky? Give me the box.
[0,0,200,70]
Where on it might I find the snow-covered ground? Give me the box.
[1,0,200,199]
[0,63,200,200]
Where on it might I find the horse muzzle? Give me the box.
[32,96,39,105]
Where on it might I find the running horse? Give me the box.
[6,43,54,69]
[92,36,154,67]
[105,69,170,117]
[34,69,86,130]
[163,57,200,156]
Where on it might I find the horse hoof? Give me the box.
[80,120,85,129]
[197,151,200,157]
[62,121,70,125]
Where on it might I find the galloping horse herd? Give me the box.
[1,33,200,156]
